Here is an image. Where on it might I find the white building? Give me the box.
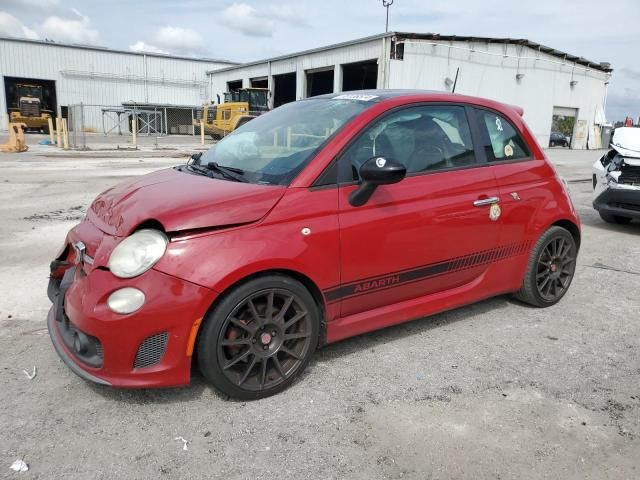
[0,36,235,132]
[207,32,612,149]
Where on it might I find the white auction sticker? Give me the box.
[333,94,379,101]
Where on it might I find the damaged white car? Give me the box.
[593,127,640,224]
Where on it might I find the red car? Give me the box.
[48,90,580,399]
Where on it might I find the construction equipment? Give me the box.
[194,88,269,139]
[0,122,29,152]
[8,84,53,133]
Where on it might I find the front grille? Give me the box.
[611,202,640,212]
[20,101,40,117]
[134,332,168,369]
[619,164,640,185]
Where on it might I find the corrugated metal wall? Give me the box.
[0,38,231,130]
[387,39,610,148]
[207,36,609,149]
[208,38,383,104]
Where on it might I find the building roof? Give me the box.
[206,31,612,75]
[0,35,237,65]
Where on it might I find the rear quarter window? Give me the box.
[476,109,530,162]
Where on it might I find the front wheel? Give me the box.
[514,226,577,307]
[197,275,319,400]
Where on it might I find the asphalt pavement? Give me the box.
[0,145,638,479]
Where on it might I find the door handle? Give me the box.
[473,196,499,207]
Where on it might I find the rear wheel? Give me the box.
[599,211,632,224]
[514,226,577,307]
[197,275,319,400]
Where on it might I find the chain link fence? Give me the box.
[66,103,266,150]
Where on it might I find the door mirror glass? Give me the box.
[349,157,406,207]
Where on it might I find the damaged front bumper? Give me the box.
[47,220,218,388]
[593,183,640,220]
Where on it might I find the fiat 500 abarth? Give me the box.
[48,90,580,399]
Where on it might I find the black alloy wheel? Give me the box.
[535,236,576,302]
[514,226,577,307]
[198,276,319,399]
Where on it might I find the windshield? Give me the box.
[18,86,42,99]
[196,99,371,185]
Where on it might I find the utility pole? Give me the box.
[382,0,394,32]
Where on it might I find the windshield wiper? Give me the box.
[205,162,248,182]
[186,163,215,178]
[189,152,203,164]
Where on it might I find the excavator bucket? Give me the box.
[0,122,29,153]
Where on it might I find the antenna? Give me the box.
[382,0,394,32]
[452,67,460,93]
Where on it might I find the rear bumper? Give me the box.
[593,187,640,220]
[47,263,217,388]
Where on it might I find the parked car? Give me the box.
[549,131,570,147]
[593,127,640,224]
[48,90,580,399]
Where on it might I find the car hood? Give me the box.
[86,167,286,236]
[611,127,640,159]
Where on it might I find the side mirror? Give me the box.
[349,157,406,207]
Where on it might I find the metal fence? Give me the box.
[66,103,267,150]
[67,103,204,150]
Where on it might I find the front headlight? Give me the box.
[108,229,168,278]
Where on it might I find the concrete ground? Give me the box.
[0,144,638,479]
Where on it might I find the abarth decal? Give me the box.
[324,240,531,303]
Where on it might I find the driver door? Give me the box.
[332,104,502,317]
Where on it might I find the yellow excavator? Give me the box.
[8,84,53,133]
[194,88,269,139]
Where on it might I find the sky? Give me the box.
[0,0,638,122]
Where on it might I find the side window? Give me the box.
[341,105,477,181]
[476,109,530,161]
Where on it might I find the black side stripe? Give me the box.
[323,240,531,303]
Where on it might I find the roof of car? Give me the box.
[304,89,526,117]
[307,89,442,102]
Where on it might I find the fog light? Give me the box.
[107,288,145,314]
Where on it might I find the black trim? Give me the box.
[324,240,531,303]
[311,159,339,189]
[47,308,111,386]
[593,188,640,220]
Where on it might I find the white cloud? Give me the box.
[0,11,40,40]
[220,3,308,37]
[128,40,169,55]
[39,9,99,44]
[267,5,306,25]
[129,26,205,56]
[151,25,205,53]
[221,3,274,37]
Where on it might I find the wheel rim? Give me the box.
[536,236,576,302]
[216,288,313,392]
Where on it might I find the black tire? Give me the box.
[210,133,222,140]
[513,226,577,307]
[599,211,632,224]
[197,275,320,400]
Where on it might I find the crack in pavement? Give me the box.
[587,262,640,276]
